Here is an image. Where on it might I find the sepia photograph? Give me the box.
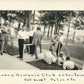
[0,10,84,70]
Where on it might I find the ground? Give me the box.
[3,37,84,70]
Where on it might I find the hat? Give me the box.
[59,31,63,35]
[60,52,64,55]
[37,27,41,30]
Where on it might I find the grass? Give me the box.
[6,41,84,62]
[42,43,84,61]
[63,46,84,61]
[5,40,84,70]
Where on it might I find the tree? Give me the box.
[72,20,80,43]
[39,11,65,37]
[72,11,84,43]
[25,11,32,28]
[39,12,49,36]
[62,11,76,46]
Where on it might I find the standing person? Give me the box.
[32,27,43,59]
[0,27,5,55]
[29,28,35,55]
[56,32,65,56]
[24,28,30,53]
[1,25,9,53]
[50,33,59,56]
[9,24,16,48]
[57,52,66,66]
[17,26,28,60]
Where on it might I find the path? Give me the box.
[0,53,39,70]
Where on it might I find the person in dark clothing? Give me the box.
[17,26,28,60]
[56,32,64,56]
[32,27,43,59]
[56,42,63,56]
[29,36,35,54]
[18,39,24,59]
[28,28,35,55]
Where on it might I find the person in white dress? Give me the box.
[63,56,78,70]
[43,51,57,64]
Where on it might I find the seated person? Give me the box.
[63,56,78,70]
[43,47,57,65]
[57,52,66,66]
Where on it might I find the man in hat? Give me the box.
[32,27,43,59]
[56,32,65,56]
[50,33,59,56]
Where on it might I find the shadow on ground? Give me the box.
[7,45,19,56]
[26,60,63,70]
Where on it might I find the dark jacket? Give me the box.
[32,30,43,45]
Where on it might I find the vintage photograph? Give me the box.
[0,10,84,70]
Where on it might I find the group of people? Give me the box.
[0,22,16,55]
[0,23,79,70]
[17,26,43,60]
[38,50,78,70]
[17,25,79,70]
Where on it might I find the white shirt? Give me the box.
[10,27,16,37]
[2,26,9,33]
[58,35,65,44]
[44,51,57,64]
[63,60,75,70]
[18,30,29,39]
[25,31,30,39]
[29,30,34,37]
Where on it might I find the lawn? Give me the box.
[5,39,84,70]
[42,44,84,61]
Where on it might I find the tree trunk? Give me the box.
[28,11,32,28]
[0,17,1,27]
[73,27,76,43]
[47,25,50,38]
[54,22,58,35]
[50,24,53,37]
[23,18,26,26]
[25,11,32,28]
[43,25,46,36]
[72,12,78,43]
[66,17,70,46]
[5,11,8,20]
[32,10,35,23]
[18,20,21,31]
[54,20,59,35]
